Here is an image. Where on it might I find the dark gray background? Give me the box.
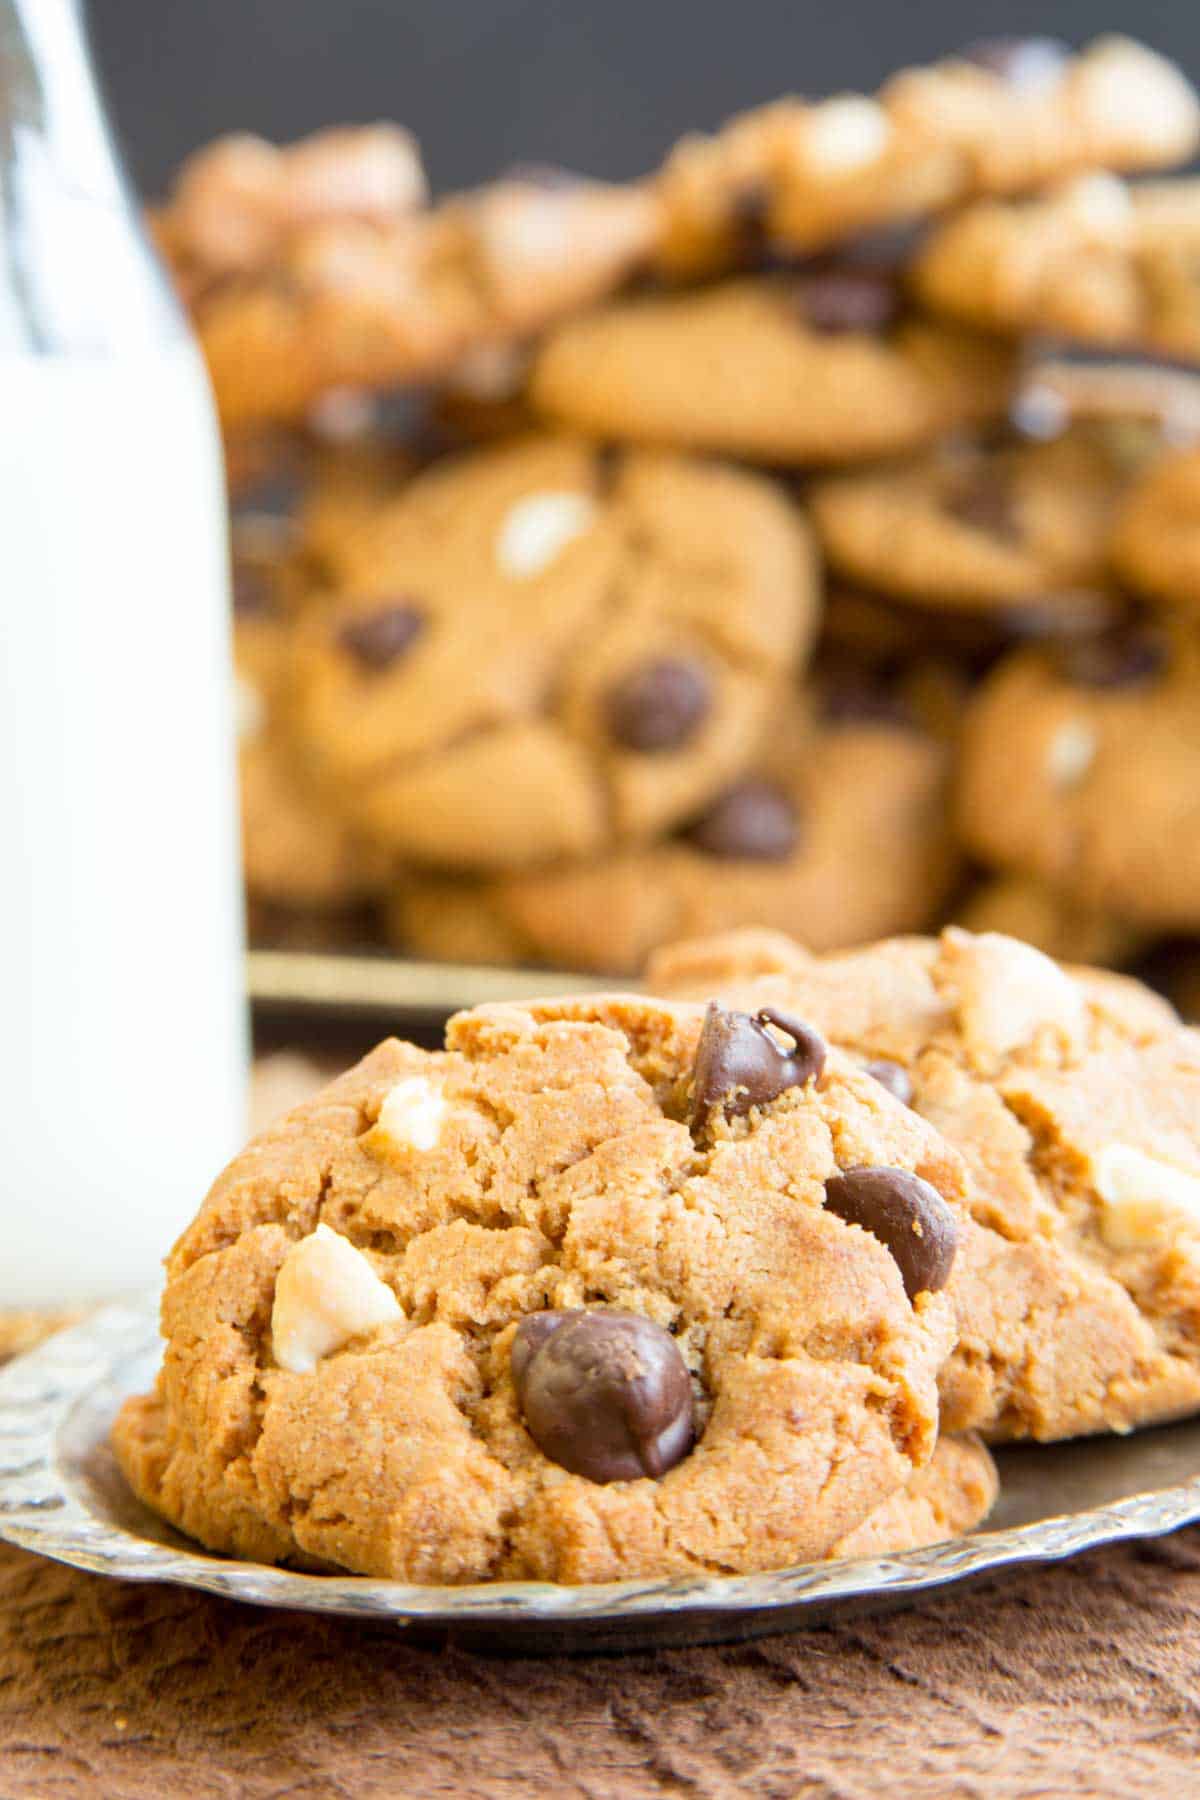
[88,1,1199,199]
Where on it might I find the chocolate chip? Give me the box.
[818,658,916,729]
[824,1166,958,1299]
[1057,625,1169,691]
[690,1002,827,1128]
[231,560,277,619]
[512,1309,694,1483]
[960,37,1069,88]
[793,268,901,336]
[509,1310,570,1388]
[943,470,1021,544]
[729,182,771,262]
[338,603,426,671]
[865,1060,914,1107]
[606,658,712,753]
[684,780,799,860]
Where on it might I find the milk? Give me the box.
[0,341,249,1304]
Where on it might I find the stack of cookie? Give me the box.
[155,36,1200,986]
[112,923,1200,1583]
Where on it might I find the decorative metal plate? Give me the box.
[3,1298,1200,1653]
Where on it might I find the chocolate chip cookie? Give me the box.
[958,621,1200,930]
[529,276,1015,466]
[654,36,1199,280]
[290,436,818,870]
[180,166,660,429]
[390,693,959,973]
[810,429,1142,622]
[113,992,973,1583]
[1111,447,1200,616]
[650,925,1200,1442]
[955,875,1146,971]
[914,174,1200,360]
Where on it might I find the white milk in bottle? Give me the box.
[0,0,248,1305]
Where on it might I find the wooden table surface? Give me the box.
[3,1053,1199,1799]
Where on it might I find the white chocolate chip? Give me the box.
[943,929,1088,1062]
[1064,173,1134,236]
[1094,1145,1200,1250]
[271,1223,401,1374]
[1046,718,1097,786]
[371,1075,448,1154]
[495,492,596,578]
[803,97,891,174]
[234,675,265,743]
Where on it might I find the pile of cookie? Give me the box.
[156,35,1200,994]
[114,922,1200,1583]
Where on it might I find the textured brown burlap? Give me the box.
[1,1530,1199,1797]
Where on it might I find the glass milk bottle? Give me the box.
[0,0,248,1305]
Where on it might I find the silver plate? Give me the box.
[3,1298,1200,1654]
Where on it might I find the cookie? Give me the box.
[391,693,959,974]
[233,570,389,912]
[186,168,660,428]
[113,992,970,1583]
[955,875,1146,970]
[650,925,1200,1443]
[290,436,818,870]
[810,429,1141,620]
[1111,447,1200,615]
[155,124,427,293]
[530,276,1014,466]
[957,621,1200,930]
[913,174,1200,361]
[654,37,1199,280]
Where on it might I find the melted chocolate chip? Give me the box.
[684,780,800,860]
[606,658,712,753]
[824,1166,958,1299]
[338,603,427,671]
[1057,625,1169,691]
[960,36,1069,88]
[512,1309,694,1483]
[943,470,1021,544]
[865,1060,914,1107]
[690,1002,827,1128]
[729,182,772,262]
[793,268,901,336]
[231,560,277,619]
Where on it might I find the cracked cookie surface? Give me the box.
[650,926,1198,1443]
[113,993,972,1583]
[289,435,817,870]
[390,691,959,973]
[957,622,1200,930]
[529,277,1014,466]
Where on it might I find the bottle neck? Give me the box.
[0,0,182,353]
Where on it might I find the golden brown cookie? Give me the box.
[654,37,1199,279]
[810,429,1141,620]
[114,992,969,1583]
[957,621,1200,930]
[390,692,959,974]
[155,124,427,291]
[650,925,1200,1443]
[530,276,1014,466]
[913,174,1200,360]
[1111,446,1200,615]
[186,168,660,428]
[954,875,1146,970]
[290,436,818,871]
